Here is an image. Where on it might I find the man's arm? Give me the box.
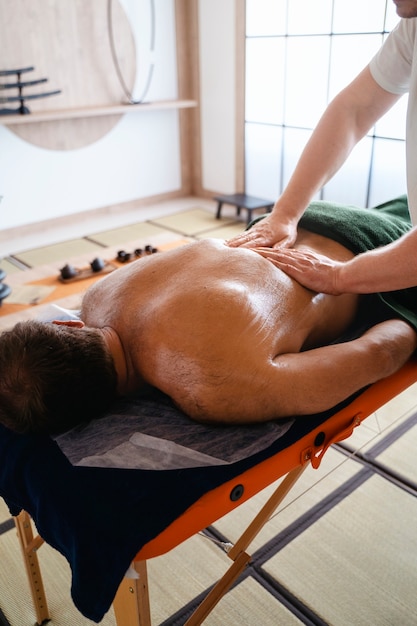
[228,66,401,249]
[263,320,417,419]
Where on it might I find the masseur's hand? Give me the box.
[253,247,344,295]
[227,214,298,249]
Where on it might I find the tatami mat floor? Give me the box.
[0,198,246,272]
[1,197,417,625]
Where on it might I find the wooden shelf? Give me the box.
[1,99,198,125]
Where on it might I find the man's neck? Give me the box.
[99,326,137,395]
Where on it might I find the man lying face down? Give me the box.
[1,199,416,435]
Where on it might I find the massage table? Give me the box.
[3,195,417,624]
[2,355,417,626]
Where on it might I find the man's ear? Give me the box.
[51,319,85,328]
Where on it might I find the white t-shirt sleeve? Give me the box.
[369,18,416,94]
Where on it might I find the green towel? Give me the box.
[251,196,417,331]
[299,195,411,254]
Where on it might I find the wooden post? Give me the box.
[14,511,50,625]
[113,560,151,626]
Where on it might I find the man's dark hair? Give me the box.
[0,320,117,434]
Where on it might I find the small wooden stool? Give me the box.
[214,193,274,225]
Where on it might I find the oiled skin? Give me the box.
[81,233,416,423]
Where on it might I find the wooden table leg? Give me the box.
[14,511,50,625]
[113,561,151,626]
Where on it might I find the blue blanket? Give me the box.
[0,387,360,622]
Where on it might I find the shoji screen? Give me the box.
[245,0,407,207]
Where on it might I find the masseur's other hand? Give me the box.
[226,214,297,249]
[253,247,344,295]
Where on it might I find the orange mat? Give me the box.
[0,239,190,317]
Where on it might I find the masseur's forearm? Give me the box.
[272,95,366,222]
[338,227,417,293]
[271,67,400,224]
[228,68,399,250]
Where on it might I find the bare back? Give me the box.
[81,234,358,422]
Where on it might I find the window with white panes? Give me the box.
[245,0,407,208]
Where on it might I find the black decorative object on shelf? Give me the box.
[0,268,11,306]
[0,66,61,115]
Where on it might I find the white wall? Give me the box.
[0,0,182,231]
[0,0,241,232]
[198,0,237,194]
